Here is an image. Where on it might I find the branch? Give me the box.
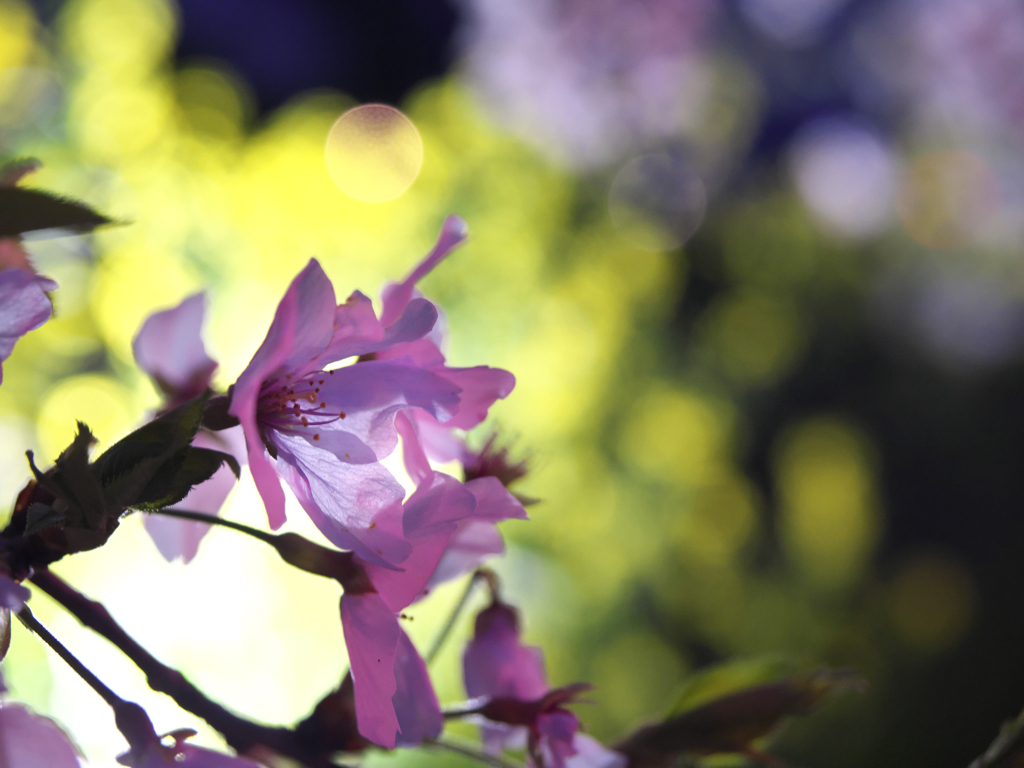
[29,568,336,766]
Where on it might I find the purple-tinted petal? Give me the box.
[274,436,410,566]
[144,428,244,564]
[341,592,402,748]
[363,472,476,611]
[380,216,469,327]
[395,411,432,486]
[426,478,527,590]
[323,290,384,360]
[464,602,548,702]
[426,519,505,589]
[481,722,527,756]
[231,260,336,529]
[535,711,580,768]
[433,367,515,430]
[0,269,56,383]
[563,735,628,768]
[393,630,443,747]
[0,573,29,611]
[466,477,529,521]
[132,293,217,402]
[313,360,462,455]
[325,296,438,362]
[0,704,82,768]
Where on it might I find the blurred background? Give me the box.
[1,0,1024,766]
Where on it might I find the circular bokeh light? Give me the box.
[325,104,424,203]
[608,152,707,251]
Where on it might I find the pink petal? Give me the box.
[0,704,82,768]
[426,478,527,589]
[132,293,217,402]
[392,630,443,746]
[341,592,402,748]
[465,476,529,521]
[363,472,476,611]
[434,367,516,430]
[426,519,505,589]
[535,711,580,768]
[0,268,56,383]
[324,295,438,362]
[273,435,410,567]
[396,411,432,486]
[563,735,628,768]
[464,601,548,702]
[380,216,469,327]
[231,259,336,529]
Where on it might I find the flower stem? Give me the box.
[425,568,494,666]
[147,507,277,544]
[147,508,358,583]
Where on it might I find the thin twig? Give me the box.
[425,570,484,665]
[16,604,122,707]
[426,737,526,768]
[29,568,303,760]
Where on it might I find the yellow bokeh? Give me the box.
[619,387,733,485]
[59,0,177,77]
[325,104,424,203]
[700,291,805,386]
[775,417,881,592]
[36,374,137,460]
[590,631,688,733]
[674,470,760,567]
[0,0,35,73]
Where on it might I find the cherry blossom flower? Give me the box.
[230,217,515,567]
[229,256,460,566]
[132,294,245,563]
[464,600,627,768]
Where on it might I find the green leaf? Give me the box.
[22,502,67,536]
[669,657,796,718]
[0,186,112,237]
[29,423,108,529]
[615,667,866,768]
[131,447,240,511]
[93,393,210,511]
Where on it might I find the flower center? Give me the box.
[257,373,346,435]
